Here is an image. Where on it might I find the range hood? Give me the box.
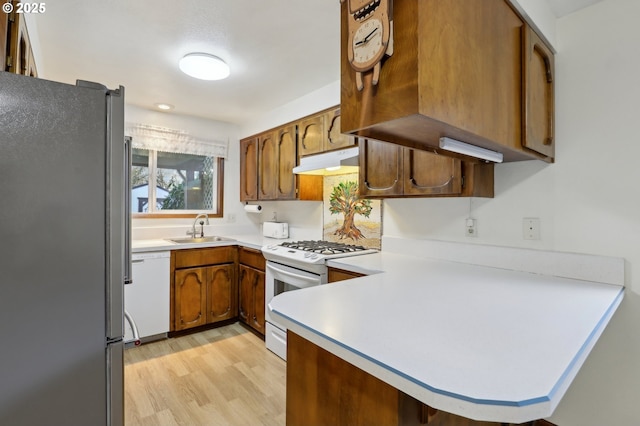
[293,146,359,176]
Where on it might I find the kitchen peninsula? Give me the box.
[269,238,624,425]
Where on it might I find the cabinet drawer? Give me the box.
[174,246,237,269]
[239,247,265,271]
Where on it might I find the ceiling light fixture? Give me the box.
[439,137,504,163]
[179,53,230,81]
[155,103,174,111]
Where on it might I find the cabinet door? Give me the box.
[359,139,403,197]
[276,124,297,200]
[174,267,207,331]
[206,264,237,323]
[298,114,325,159]
[251,268,266,335]
[325,108,352,151]
[523,25,555,160]
[240,137,258,201]
[403,149,462,196]
[258,132,278,200]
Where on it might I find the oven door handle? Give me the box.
[266,263,320,288]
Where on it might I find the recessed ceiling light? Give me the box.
[179,53,230,81]
[155,103,174,111]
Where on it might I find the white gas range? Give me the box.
[262,240,377,360]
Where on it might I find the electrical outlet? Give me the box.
[465,218,477,237]
[523,218,540,240]
[227,213,236,223]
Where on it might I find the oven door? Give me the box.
[265,261,323,360]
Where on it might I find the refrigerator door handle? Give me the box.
[123,136,133,285]
[105,85,126,341]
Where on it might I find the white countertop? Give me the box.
[270,241,625,424]
[131,233,282,252]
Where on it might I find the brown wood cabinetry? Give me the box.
[298,107,354,160]
[239,137,258,201]
[328,267,365,283]
[359,139,494,198]
[240,125,322,202]
[1,9,8,71]
[171,247,238,332]
[238,247,266,335]
[340,0,554,163]
[4,1,37,76]
[523,25,555,160]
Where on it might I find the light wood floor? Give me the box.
[124,323,286,426]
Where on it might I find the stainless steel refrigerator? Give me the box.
[0,72,130,426]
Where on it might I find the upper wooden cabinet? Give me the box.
[340,0,554,163]
[1,10,8,71]
[240,125,303,201]
[4,2,38,76]
[523,25,555,160]
[298,107,354,160]
[359,139,493,198]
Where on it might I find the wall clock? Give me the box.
[342,0,394,91]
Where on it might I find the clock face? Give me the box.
[351,18,384,70]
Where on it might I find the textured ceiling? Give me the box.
[31,0,601,125]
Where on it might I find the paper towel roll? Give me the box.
[244,204,262,213]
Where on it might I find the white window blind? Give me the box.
[125,123,228,158]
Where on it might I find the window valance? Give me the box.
[125,123,228,158]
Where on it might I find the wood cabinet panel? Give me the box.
[239,137,258,201]
[258,132,277,200]
[403,149,462,196]
[5,3,37,77]
[276,125,297,199]
[1,11,8,71]
[359,138,403,197]
[325,108,352,151]
[238,264,265,335]
[174,246,236,269]
[298,114,325,158]
[328,267,365,283]
[523,25,555,161]
[207,264,237,323]
[238,247,266,271]
[174,268,207,330]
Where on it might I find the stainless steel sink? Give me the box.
[168,236,235,244]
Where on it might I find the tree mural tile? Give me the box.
[323,173,382,249]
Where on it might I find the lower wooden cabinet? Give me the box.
[238,247,266,335]
[171,247,238,332]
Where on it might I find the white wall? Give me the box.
[383,1,640,424]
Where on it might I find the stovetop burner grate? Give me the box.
[280,240,368,255]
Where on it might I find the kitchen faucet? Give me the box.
[188,213,209,238]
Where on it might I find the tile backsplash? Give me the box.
[322,173,381,250]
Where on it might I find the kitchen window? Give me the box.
[127,124,227,218]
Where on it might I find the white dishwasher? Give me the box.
[125,251,170,344]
